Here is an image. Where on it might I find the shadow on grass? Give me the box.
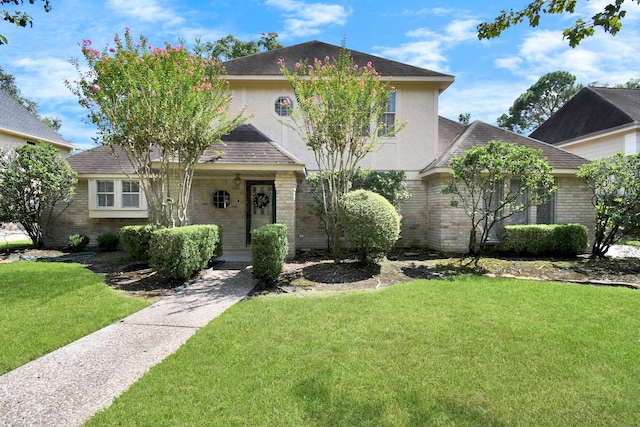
[292,374,506,426]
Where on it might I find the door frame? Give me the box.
[245,180,276,245]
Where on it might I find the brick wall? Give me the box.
[44,180,147,248]
[275,172,297,258]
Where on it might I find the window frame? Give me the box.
[88,178,147,218]
[378,91,397,137]
[274,96,293,117]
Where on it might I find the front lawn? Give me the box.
[0,261,150,374]
[87,276,639,426]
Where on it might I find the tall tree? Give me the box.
[478,0,640,47]
[280,46,406,260]
[442,140,556,255]
[577,153,640,258]
[1,0,51,45]
[0,143,76,248]
[498,71,581,134]
[195,32,282,61]
[68,29,248,227]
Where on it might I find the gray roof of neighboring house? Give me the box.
[530,86,640,144]
[222,40,454,86]
[67,124,303,174]
[424,119,588,173]
[0,89,75,149]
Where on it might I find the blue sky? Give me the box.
[2,0,640,151]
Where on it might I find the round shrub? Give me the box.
[339,189,401,264]
[67,234,90,252]
[97,232,120,252]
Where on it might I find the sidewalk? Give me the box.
[0,261,255,427]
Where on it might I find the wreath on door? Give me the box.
[252,192,270,209]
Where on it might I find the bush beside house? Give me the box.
[251,224,288,283]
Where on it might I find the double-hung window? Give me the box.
[121,180,140,208]
[90,179,146,218]
[96,180,115,207]
[378,92,396,137]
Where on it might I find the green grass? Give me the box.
[87,276,640,426]
[0,238,32,251]
[622,239,640,248]
[0,261,150,374]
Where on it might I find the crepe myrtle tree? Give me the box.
[68,28,248,227]
[442,140,556,255]
[280,44,406,260]
[577,153,640,258]
[0,143,76,248]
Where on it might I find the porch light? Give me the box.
[234,174,241,187]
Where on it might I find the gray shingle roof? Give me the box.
[201,124,303,165]
[530,87,640,144]
[68,124,303,174]
[424,119,588,173]
[222,40,454,83]
[0,89,74,149]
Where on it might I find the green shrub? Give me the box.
[120,225,155,261]
[97,232,120,252]
[251,224,288,282]
[339,189,401,264]
[148,225,222,280]
[67,234,90,252]
[498,224,588,257]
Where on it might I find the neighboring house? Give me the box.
[531,87,640,160]
[0,89,76,157]
[47,41,594,255]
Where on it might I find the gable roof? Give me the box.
[530,87,640,145]
[200,124,304,166]
[67,124,304,176]
[222,40,454,90]
[422,119,588,175]
[0,89,76,151]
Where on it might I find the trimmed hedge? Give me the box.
[339,189,401,264]
[498,224,589,257]
[251,224,288,282]
[120,225,155,261]
[149,225,222,280]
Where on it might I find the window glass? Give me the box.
[212,190,231,209]
[274,96,292,116]
[537,191,556,224]
[122,180,140,208]
[378,92,396,137]
[96,180,115,207]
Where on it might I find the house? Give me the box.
[531,87,640,160]
[46,41,594,255]
[0,89,76,157]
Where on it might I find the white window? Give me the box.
[96,180,115,207]
[378,92,396,137]
[274,96,292,116]
[90,179,147,218]
[121,180,140,208]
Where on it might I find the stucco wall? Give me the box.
[228,80,440,174]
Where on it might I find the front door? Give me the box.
[246,181,276,245]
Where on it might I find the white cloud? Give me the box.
[12,57,78,104]
[106,0,184,26]
[494,25,640,85]
[375,18,480,71]
[265,0,350,38]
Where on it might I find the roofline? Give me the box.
[553,122,640,148]
[225,74,455,91]
[0,126,78,151]
[420,166,581,178]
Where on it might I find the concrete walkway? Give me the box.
[0,261,255,427]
